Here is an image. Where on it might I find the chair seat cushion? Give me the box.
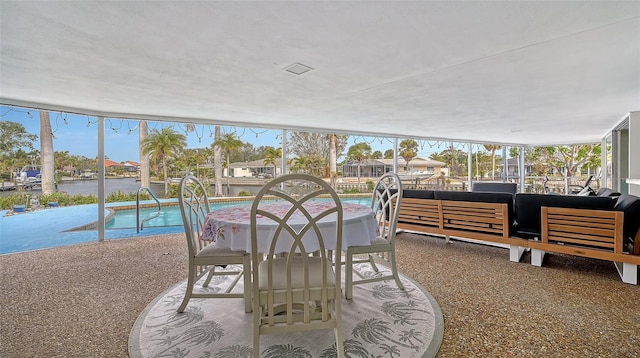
[196,244,247,258]
[258,256,335,290]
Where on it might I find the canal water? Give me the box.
[0,177,257,198]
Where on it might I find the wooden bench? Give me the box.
[529,207,640,284]
[396,190,640,284]
[397,196,529,262]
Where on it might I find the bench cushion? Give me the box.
[401,189,435,199]
[612,194,640,253]
[434,190,514,205]
[472,182,518,194]
[596,187,622,198]
[513,194,615,238]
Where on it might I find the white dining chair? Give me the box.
[345,172,404,300]
[250,174,345,358]
[177,175,251,313]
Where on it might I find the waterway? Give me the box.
[0,177,257,198]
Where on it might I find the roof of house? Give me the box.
[229,158,284,168]
[343,157,445,166]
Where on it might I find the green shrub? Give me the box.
[0,193,30,210]
[167,183,180,198]
[237,190,253,197]
[366,179,374,192]
[342,188,360,194]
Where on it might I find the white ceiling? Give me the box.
[1,1,639,146]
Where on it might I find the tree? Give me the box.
[212,132,243,195]
[40,111,56,195]
[289,131,348,169]
[213,126,223,196]
[399,139,418,172]
[347,142,371,191]
[0,121,37,155]
[288,157,308,173]
[532,144,600,177]
[140,127,187,197]
[429,144,467,176]
[483,144,502,179]
[263,146,282,177]
[328,134,338,186]
[138,120,150,188]
[0,121,37,184]
[371,150,383,159]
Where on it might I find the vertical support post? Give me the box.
[601,137,607,188]
[502,146,508,181]
[281,129,287,190]
[393,137,398,173]
[97,116,105,242]
[467,143,472,191]
[519,147,525,193]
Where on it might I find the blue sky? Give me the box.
[1,105,409,163]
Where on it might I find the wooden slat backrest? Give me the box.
[441,201,509,237]
[541,207,624,253]
[397,197,440,228]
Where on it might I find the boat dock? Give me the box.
[0,181,41,191]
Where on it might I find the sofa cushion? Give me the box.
[596,187,621,198]
[612,194,640,253]
[401,189,435,199]
[434,190,514,205]
[472,182,518,194]
[513,194,615,238]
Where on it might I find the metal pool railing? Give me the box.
[136,187,161,233]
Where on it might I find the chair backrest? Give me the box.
[178,175,211,258]
[372,172,403,242]
[251,173,343,325]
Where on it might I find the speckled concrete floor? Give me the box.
[1,232,638,357]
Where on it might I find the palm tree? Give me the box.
[288,156,308,173]
[399,139,418,173]
[138,120,150,188]
[263,146,282,177]
[483,144,502,179]
[39,111,56,195]
[140,127,187,197]
[212,132,243,196]
[347,142,371,191]
[328,134,338,187]
[213,126,223,196]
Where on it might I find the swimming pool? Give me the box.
[106,198,371,229]
[0,197,371,254]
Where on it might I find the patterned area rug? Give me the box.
[129,263,443,358]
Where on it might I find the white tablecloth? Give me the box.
[202,201,377,253]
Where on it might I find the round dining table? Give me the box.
[201,201,378,254]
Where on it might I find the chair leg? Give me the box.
[389,249,405,291]
[253,306,261,358]
[202,265,216,287]
[367,253,380,272]
[177,266,196,313]
[345,249,353,300]
[243,257,252,313]
[333,300,345,358]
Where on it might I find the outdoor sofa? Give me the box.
[395,188,640,284]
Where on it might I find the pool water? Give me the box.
[0,197,371,254]
[106,198,371,229]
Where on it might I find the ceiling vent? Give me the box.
[283,63,314,75]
